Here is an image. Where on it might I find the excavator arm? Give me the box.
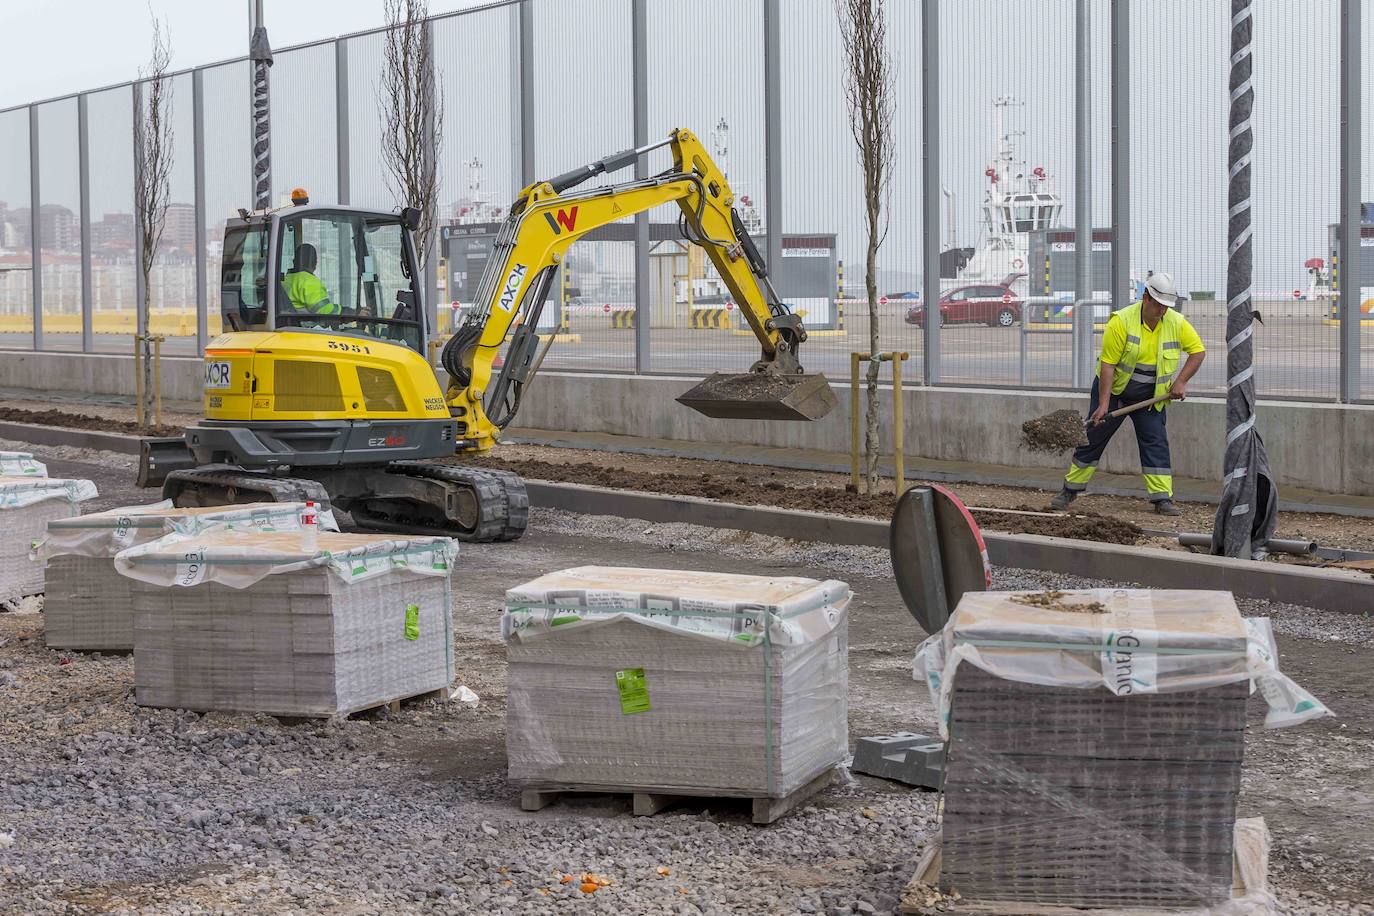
[439,128,835,453]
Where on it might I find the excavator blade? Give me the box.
[676,371,837,421]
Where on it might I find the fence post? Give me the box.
[78,93,93,353]
[1074,0,1092,321]
[335,39,350,206]
[631,0,651,373]
[1340,0,1363,402]
[921,0,940,384]
[29,105,42,351]
[1111,0,1130,312]
[764,0,784,282]
[193,68,209,353]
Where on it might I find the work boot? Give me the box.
[1154,499,1183,517]
[1048,489,1077,511]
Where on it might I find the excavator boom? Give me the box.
[440,128,836,451]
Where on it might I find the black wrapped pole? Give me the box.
[1213,0,1278,559]
[250,26,273,211]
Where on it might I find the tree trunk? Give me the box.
[864,237,881,494]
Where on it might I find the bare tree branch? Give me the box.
[133,9,173,428]
[836,0,896,494]
[379,0,443,274]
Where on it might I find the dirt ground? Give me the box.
[1,450,1370,914]
[2,394,1372,554]
[475,443,1374,555]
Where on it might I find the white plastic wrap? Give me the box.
[0,452,46,477]
[114,528,457,590]
[0,475,97,510]
[0,475,96,604]
[914,589,1332,739]
[504,566,850,798]
[36,500,339,561]
[39,501,340,652]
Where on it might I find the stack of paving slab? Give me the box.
[914,589,1329,910]
[38,501,335,651]
[503,566,850,798]
[0,455,96,606]
[115,527,458,718]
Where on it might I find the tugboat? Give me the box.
[951,96,1064,289]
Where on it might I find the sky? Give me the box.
[0,0,1359,297]
[0,0,490,111]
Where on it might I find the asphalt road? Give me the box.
[5,311,1372,400]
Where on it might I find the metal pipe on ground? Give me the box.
[1178,532,1315,556]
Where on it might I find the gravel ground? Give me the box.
[0,447,1370,915]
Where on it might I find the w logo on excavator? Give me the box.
[543,207,579,235]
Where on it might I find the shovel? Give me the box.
[1090,393,1173,426]
[1069,393,1174,447]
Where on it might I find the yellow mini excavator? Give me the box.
[139,128,836,542]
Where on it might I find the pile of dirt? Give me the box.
[0,406,182,439]
[1009,590,1108,613]
[973,508,1142,546]
[1021,409,1088,452]
[467,456,1143,545]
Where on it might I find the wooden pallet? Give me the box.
[518,766,834,825]
[271,685,454,724]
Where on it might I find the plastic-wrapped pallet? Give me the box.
[0,475,97,605]
[0,452,47,477]
[36,501,338,651]
[116,528,458,717]
[913,589,1330,910]
[503,566,850,798]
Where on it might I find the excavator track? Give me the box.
[346,462,528,543]
[162,465,334,511]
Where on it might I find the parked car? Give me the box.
[904,283,1023,328]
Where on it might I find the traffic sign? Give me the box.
[603,303,611,313]
[879,296,889,305]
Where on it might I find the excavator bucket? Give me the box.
[676,371,837,421]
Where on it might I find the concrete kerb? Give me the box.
[524,481,1374,616]
[0,421,143,455]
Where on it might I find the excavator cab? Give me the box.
[220,201,427,354]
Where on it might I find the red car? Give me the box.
[904,283,1023,328]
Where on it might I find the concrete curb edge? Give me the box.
[524,481,1374,616]
[0,421,144,456]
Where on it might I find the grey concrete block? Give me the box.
[851,732,944,789]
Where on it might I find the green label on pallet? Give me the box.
[615,667,651,715]
[404,604,420,641]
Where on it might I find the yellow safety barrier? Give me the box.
[0,310,202,336]
[689,307,732,330]
[610,310,636,329]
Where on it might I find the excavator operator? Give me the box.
[283,244,341,319]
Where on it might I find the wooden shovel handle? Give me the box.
[1106,393,1173,418]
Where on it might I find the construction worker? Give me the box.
[282,244,340,319]
[1050,272,1206,516]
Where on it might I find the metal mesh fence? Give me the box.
[0,0,1366,404]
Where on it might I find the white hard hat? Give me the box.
[1144,271,1180,306]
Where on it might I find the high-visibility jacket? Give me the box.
[283,271,340,315]
[1101,301,1188,410]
